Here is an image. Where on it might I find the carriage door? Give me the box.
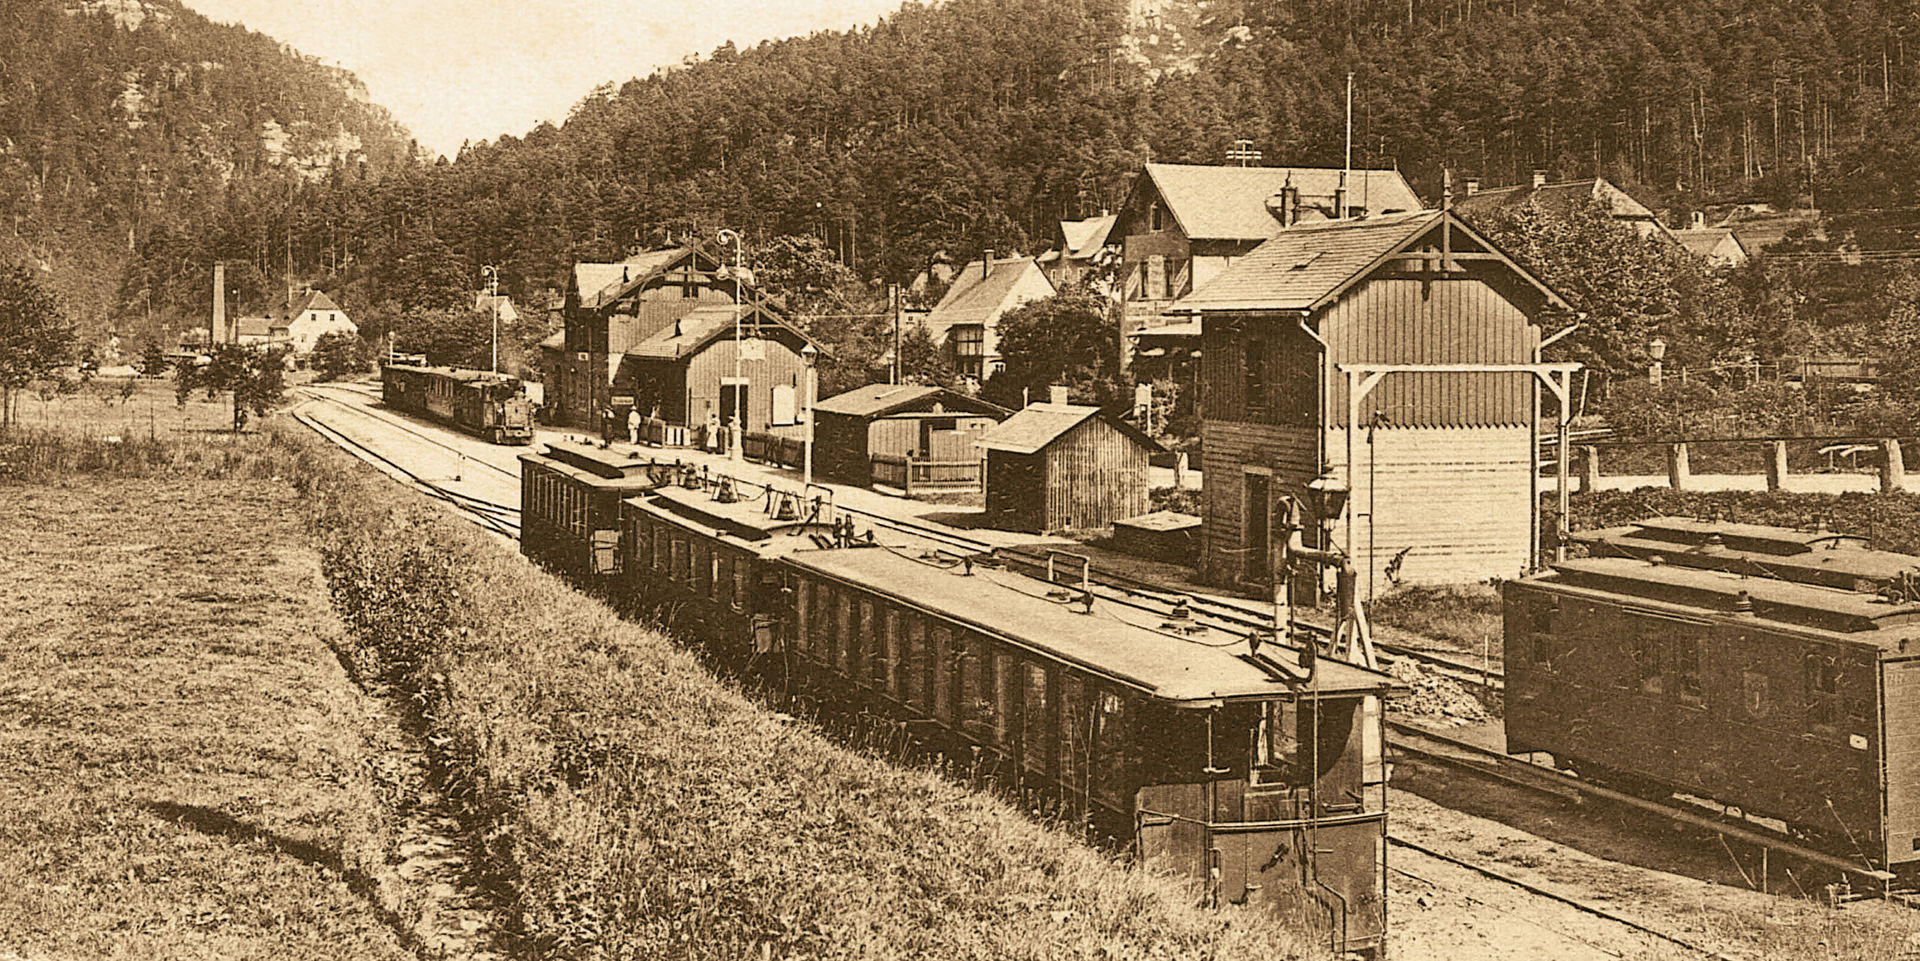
[1883,658,1920,868]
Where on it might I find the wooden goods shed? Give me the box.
[812,384,1008,486]
[978,402,1162,533]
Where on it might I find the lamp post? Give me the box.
[480,264,500,374]
[1648,336,1667,388]
[801,342,818,490]
[717,228,746,462]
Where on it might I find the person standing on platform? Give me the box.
[627,407,641,444]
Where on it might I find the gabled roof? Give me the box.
[1058,214,1117,259]
[267,289,341,323]
[977,403,1162,455]
[925,256,1054,331]
[627,303,817,362]
[1121,163,1426,242]
[1454,177,1662,226]
[1674,227,1749,262]
[236,317,287,337]
[572,248,690,309]
[813,383,1009,419]
[1174,210,1570,314]
[474,292,520,322]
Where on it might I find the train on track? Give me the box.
[1505,516,1920,886]
[517,440,1398,957]
[380,362,534,445]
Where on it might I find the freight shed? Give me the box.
[812,384,1008,486]
[978,398,1161,533]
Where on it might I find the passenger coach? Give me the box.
[1506,517,1920,879]
[382,363,535,444]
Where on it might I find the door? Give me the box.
[1244,472,1271,584]
[719,380,750,432]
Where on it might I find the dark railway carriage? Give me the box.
[1506,517,1920,876]
[382,363,534,444]
[518,442,659,574]
[777,547,1393,955]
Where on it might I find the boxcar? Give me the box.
[382,362,534,444]
[1506,516,1920,876]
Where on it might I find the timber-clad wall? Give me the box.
[1319,278,1538,427]
[1202,422,1531,588]
[987,418,1150,533]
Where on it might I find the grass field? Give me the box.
[0,476,408,959]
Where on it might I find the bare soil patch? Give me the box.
[0,479,409,959]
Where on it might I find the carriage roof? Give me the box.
[782,547,1394,704]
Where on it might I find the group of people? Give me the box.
[600,405,731,452]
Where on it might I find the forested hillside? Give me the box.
[34,0,1920,361]
[0,0,416,341]
[218,0,1920,318]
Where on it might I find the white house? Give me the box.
[921,254,1056,381]
[267,289,357,354]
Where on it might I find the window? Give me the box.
[882,609,903,699]
[931,625,955,722]
[1742,669,1769,719]
[793,579,814,657]
[1673,632,1704,707]
[1094,690,1127,806]
[1244,338,1267,408]
[1022,665,1050,775]
[731,557,749,613]
[1806,650,1842,730]
[1149,202,1165,232]
[1251,699,1301,787]
[904,616,929,710]
[1630,628,1663,694]
[993,651,1016,748]
[1145,254,1166,300]
[1527,599,1557,669]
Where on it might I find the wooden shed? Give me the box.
[978,401,1162,533]
[812,384,1009,486]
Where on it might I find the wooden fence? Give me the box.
[870,453,981,496]
[742,431,806,469]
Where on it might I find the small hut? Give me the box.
[978,392,1162,533]
[813,384,1009,487]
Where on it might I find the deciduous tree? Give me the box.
[980,290,1121,410]
[0,260,73,429]
[175,344,288,430]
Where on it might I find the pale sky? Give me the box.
[185,0,910,159]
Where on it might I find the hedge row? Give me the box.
[288,430,1318,959]
[1549,487,1920,556]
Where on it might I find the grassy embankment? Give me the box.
[0,398,412,957]
[4,381,1319,958]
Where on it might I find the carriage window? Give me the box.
[716,552,733,608]
[1673,629,1704,707]
[855,599,878,688]
[957,634,986,736]
[793,578,814,656]
[904,615,928,710]
[1630,630,1662,694]
[732,556,749,612]
[835,591,853,674]
[1806,651,1842,731]
[1094,691,1127,806]
[1252,700,1301,786]
[993,651,1016,748]
[693,541,713,597]
[669,536,687,582]
[931,625,954,722]
[652,520,668,572]
[1022,664,1050,775]
[882,609,903,699]
[1528,599,1557,669]
[1057,674,1088,795]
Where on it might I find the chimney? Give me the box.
[1334,170,1349,219]
[212,263,226,346]
[982,250,994,280]
[1531,169,1548,189]
[1464,178,1480,196]
[1692,211,1706,229]
[1049,385,1070,405]
[1281,175,1299,227]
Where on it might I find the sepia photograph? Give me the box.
[8,0,1920,957]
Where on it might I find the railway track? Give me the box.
[1387,719,1904,902]
[292,392,521,540]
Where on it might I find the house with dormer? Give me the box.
[1174,208,1573,590]
[543,247,820,442]
[1112,163,1426,349]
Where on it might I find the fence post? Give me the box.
[1883,439,1906,493]
[1667,443,1690,491]
[1578,445,1599,494]
[1766,441,1788,491]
